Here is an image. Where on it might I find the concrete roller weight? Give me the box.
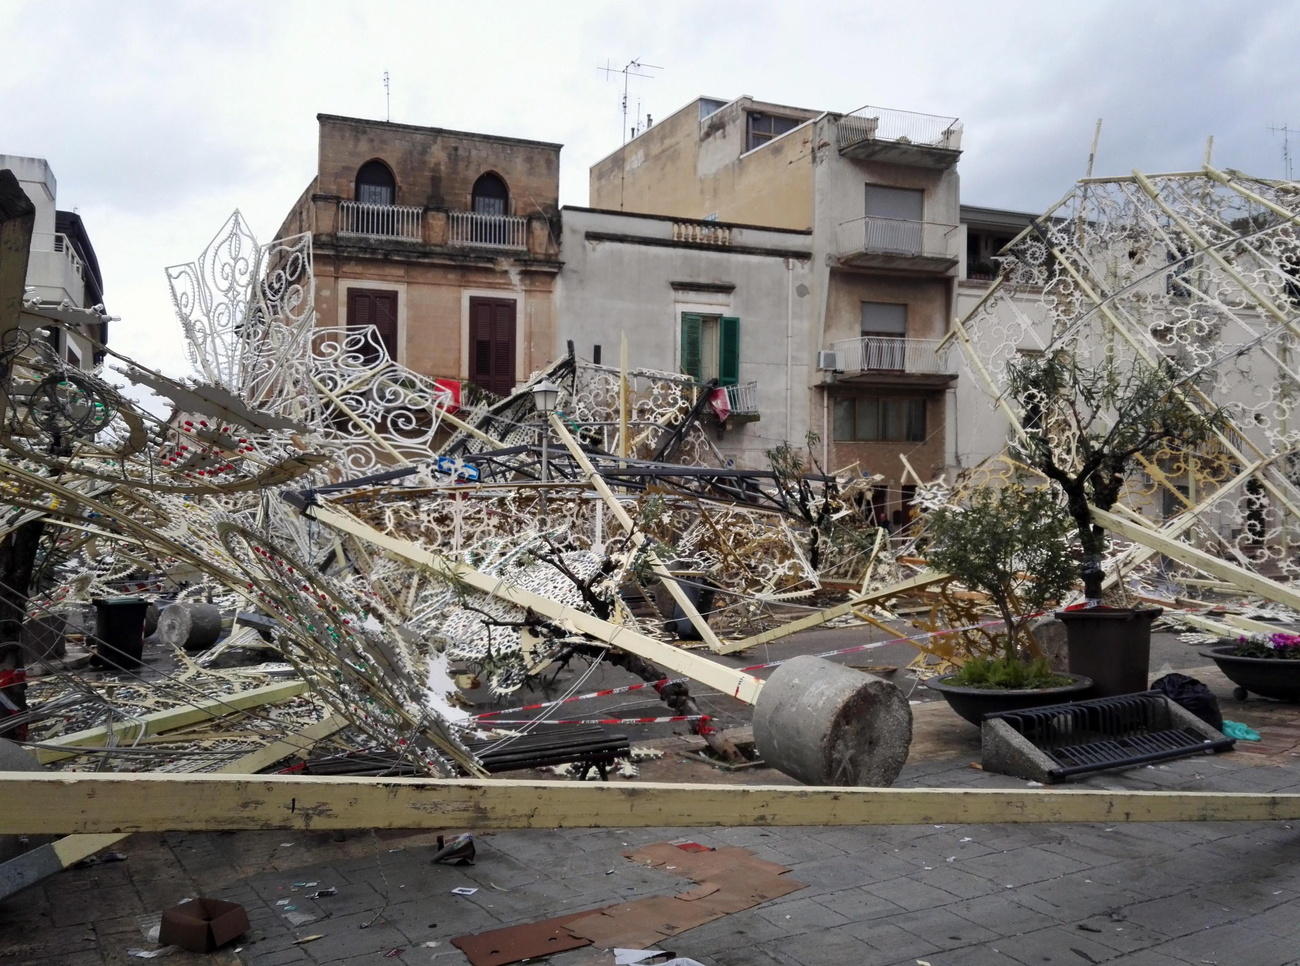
[156,602,223,652]
[752,654,912,787]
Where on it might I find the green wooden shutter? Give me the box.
[719,316,740,386]
[680,313,703,379]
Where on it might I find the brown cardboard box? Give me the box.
[158,898,249,952]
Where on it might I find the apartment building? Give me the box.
[1,154,107,367]
[583,95,965,523]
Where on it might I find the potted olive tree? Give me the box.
[1006,351,1222,695]
[923,483,1092,724]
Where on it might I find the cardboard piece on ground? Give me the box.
[566,842,805,947]
[157,898,249,952]
[454,842,804,962]
[451,912,594,966]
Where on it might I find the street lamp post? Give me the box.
[530,380,561,522]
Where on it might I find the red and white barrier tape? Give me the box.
[465,713,710,727]
[471,611,1043,721]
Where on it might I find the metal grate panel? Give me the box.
[986,692,1234,781]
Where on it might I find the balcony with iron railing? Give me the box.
[833,215,959,273]
[827,336,955,382]
[338,201,423,240]
[836,105,963,168]
[447,210,528,250]
[723,381,759,417]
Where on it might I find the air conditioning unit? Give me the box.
[817,350,843,372]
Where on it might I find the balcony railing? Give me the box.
[836,216,957,261]
[831,336,953,375]
[673,220,731,246]
[448,211,528,250]
[32,232,84,281]
[837,105,963,153]
[338,201,422,240]
[724,381,759,415]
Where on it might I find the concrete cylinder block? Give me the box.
[157,603,223,652]
[753,655,912,787]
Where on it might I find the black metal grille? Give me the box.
[986,692,1235,781]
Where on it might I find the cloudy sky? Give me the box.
[5,0,1298,378]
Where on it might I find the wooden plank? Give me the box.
[548,413,725,652]
[2,773,1300,834]
[35,679,307,764]
[310,502,765,704]
[716,571,949,655]
[1091,507,1300,612]
[0,714,348,899]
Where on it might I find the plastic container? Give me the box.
[90,596,149,671]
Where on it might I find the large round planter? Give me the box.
[924,672,1095,726]
[1201,645,1300,702]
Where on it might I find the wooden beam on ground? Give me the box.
[34,679,307,764]
[3,773,1300,834]
[0,714,347,899]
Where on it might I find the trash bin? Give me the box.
[90,596,149,671]
[1057,606,1162,697]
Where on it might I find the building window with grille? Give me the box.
[680,313,739,385]
[833,396,926,442]
[471,172,509,216]
[355,160,396,206]
[746,112,800,151]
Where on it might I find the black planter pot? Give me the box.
[1057,606,1161,697]
[924,672,1095,725]
[1201,645,1300,702]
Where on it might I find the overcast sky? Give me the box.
[5,0,1298,379]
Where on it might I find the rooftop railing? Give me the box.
[837,105,963,153]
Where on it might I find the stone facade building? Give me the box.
[274,114,562,398]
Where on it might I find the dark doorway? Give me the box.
[469,297,517,396]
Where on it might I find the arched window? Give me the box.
[355,161,395,206]
[471,173,509,216]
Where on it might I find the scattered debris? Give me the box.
[430,833,476,866]
[450,887,478,896]
[158,898,249,953]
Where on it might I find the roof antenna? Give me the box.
[1267,123,1298,180]
[383,71,391,122]
[598,58,661,144]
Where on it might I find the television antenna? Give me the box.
[1267,123,1298,181]
[383,71,391,122]
[599,58,661,144]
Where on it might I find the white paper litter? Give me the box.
[615,950,667,965]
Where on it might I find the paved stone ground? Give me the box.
[5,637,1300,965]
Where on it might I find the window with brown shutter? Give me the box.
[346,288,399,365]
[468,297,517,396]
